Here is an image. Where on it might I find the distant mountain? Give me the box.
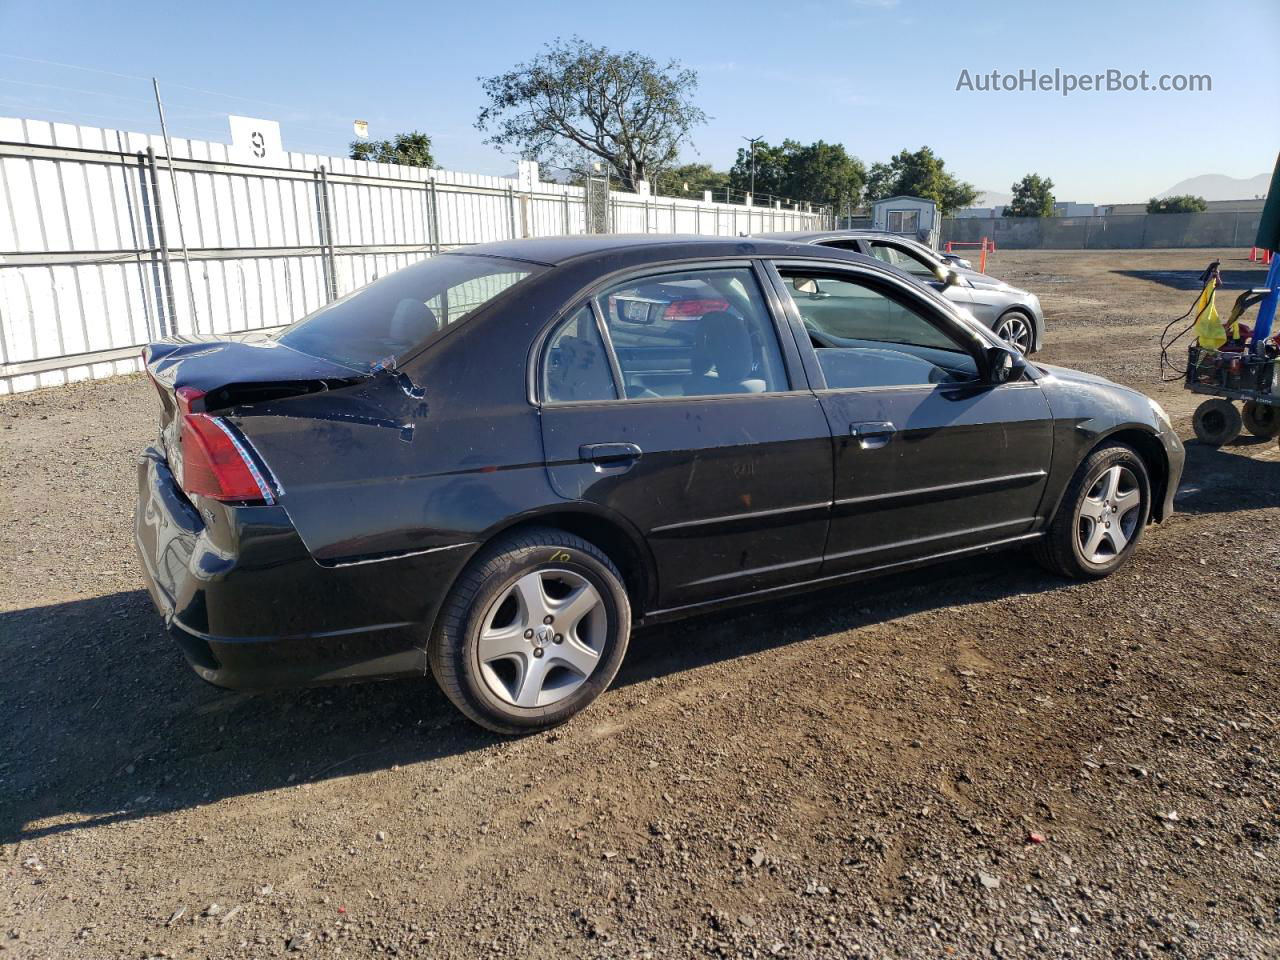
[1158,173,1269,201]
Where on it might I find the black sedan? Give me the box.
[136,235,1183,733]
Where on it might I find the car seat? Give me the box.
[684,311,766,395]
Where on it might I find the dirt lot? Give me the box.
[2,249,1278,959]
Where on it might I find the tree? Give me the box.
[726,140,866,207]
[349,131,435,168]
[1005,173,1056,217]
[1147,194,1208,214]
[864,147,977,217]
[653,162,729,198]
[476,37,706,192]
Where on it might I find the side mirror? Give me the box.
[985,345,1028,384]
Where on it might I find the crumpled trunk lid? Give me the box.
[143,334,368,467]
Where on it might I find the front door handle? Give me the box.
[579,442,643,464]
[850,421,896,450]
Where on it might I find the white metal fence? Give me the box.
[0,116,830,394]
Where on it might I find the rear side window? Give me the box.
[544,305,618,403]
[276,254,541,373]
[595,268,787,398]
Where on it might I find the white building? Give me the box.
[871,195,939,247]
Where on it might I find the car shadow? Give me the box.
[1115,266,1270,292]
[1,552,1063,845]
[1174,437,1280,514]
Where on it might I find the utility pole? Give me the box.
[743,135,763,201]
[152,78,200,332]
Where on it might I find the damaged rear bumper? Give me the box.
[134,447,474,689]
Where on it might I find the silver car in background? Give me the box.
[755,230,1045,353]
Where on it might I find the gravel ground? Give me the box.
[2,248,1278,959]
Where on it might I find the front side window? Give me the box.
[277,254,540,373]
[543,305,618,403]
[868,241,937,279]
[595,268,787,398]
[779,271,978,389]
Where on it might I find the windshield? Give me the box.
[275,254,542,372]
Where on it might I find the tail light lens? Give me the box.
[664,298,729,319]
[180,413,275,504]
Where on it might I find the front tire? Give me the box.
[1033,443,1150,580]
[994,310,1036,354]
[429,528,631,734]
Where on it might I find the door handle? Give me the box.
[579,442,643,464]
[850,421,896,450]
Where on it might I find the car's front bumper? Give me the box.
[1155,423,1185,522]
[134,447,474,689]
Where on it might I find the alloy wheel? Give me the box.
[995,314,1032,353]
[476,569,606,708]
[1076,464,1142,564]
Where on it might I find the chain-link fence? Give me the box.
[941,211,1264,250]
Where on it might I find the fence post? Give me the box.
[317,166,339,302]
[427,178,441,253]
[145,147,177,335]
[562,192,570,235]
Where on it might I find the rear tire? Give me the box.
[1242,401,1280,438]
[1033,443,1150,580]
[428,527,630,734]
[1192,398,1242,446]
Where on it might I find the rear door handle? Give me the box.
[850,421,896,450]
[579,442,643,464]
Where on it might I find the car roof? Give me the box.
[443,233,871,267]
[753,229,918,244]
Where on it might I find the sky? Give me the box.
[0,0,1276,204]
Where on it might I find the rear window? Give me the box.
[275,254,541,372]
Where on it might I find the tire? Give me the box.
[428,527,631,734]
[1033,443,1151,580]
[1242,400,1280,438]
[994,310,1036,354]
[1192,398,1242,446]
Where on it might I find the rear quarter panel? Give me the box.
[229,295,560,566]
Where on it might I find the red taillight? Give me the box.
[664,298,729,319]
[179,414,273,504]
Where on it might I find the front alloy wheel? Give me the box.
[1076,464,1143,564]
[1033,443,1151,579]
[995,311,1034,353]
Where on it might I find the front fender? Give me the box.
[1035,366,1184,525]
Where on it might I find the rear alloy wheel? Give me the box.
[994,311,1034,353]
[1192,398,1242,446]
[429,528,630,734]
[1241,400,1280,438]
[1033,443,1150,579]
